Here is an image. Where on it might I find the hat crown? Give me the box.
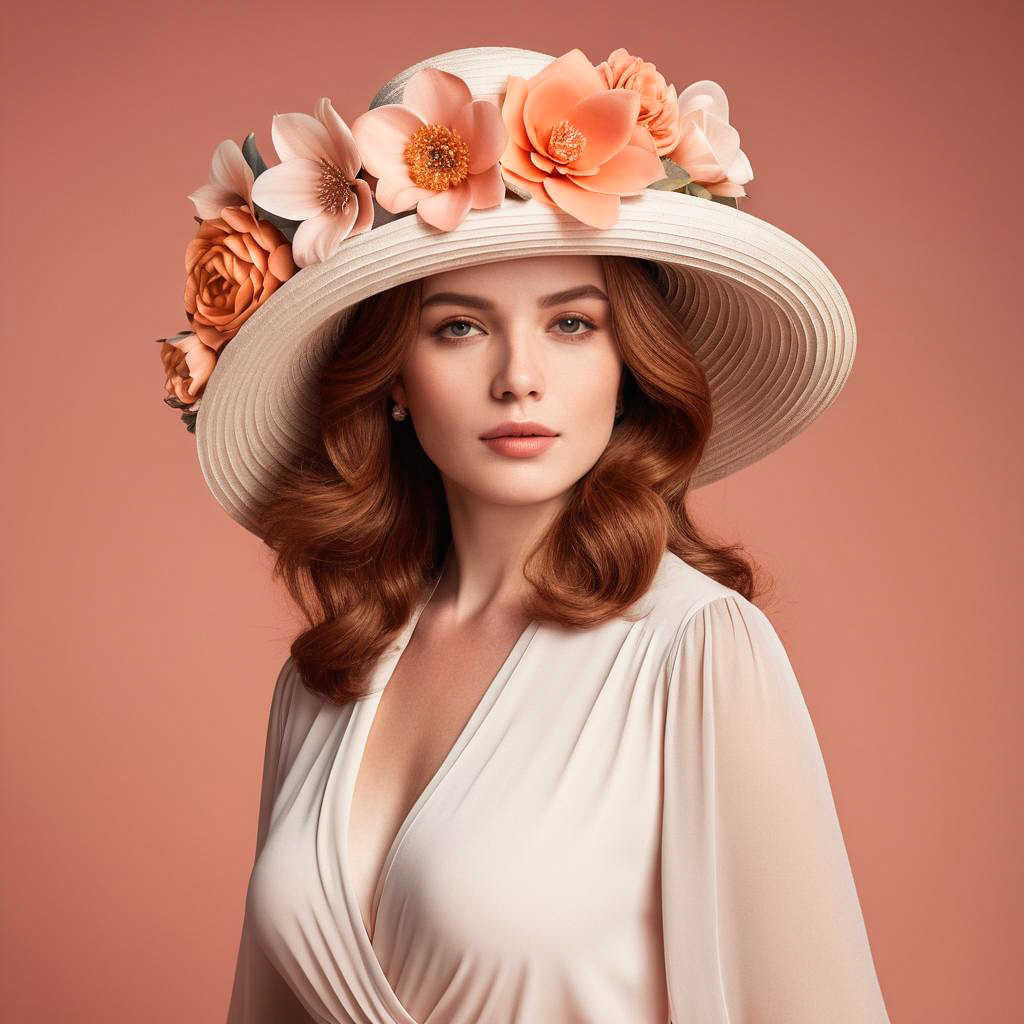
[369,46,555,109]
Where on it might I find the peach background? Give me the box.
[1,0,1020,1020]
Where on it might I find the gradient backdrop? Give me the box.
[1,0,1020,1020]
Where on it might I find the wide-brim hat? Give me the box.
[190,45,855,538]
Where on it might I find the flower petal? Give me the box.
[188,182,241,221]
[522,73,589,156]
[210,139,254,206]
[250,160,326,220]
[500,76,531,151]
[416,181,472,231]
[677,79,731,121]
[706,179,748,197]
[350,178,376,234]
[315,96,361,179]
[452,99,508,174]
[375,164,434,212]
[402,67,473,126]
[499,142,546,182]
[350,104,425,179]
[468,164,505,209]
[290,207,358,268]
[500,168,556,205]
[563,89,642,171]
[570,141,664,195]
[270,112,333,163]
[529,48,607,95]
[542,176,621,228]
[725,146,753,185]
[530,150,556,173]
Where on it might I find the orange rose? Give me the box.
[184,205,297,351]
[596,48,680,157]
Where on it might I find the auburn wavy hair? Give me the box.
[256,254,772,704]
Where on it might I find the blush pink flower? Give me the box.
[187,139,257,219]
[349,68,508,232]
[498,48,665,230]
[250,97,374,268]
[667,81,754,198]
[596,47,681,157]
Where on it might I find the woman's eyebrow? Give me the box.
[420,284,609,311]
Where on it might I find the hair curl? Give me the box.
[257,254,772,704]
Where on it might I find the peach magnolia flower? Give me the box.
[159,330,217,406]
[184,206,297,351]
[596,47,680,157]
[251,97,374,268]
[667,80,753,198]
[499,48,665,230]
[350,68,507,232]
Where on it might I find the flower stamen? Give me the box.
[404,124,471,191]
[317,157,355,215]
[548,119,587,164]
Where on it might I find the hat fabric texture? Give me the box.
[191,46,855,538]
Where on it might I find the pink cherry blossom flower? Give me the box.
[250,97,374,268]
[187,139,257,219]
[498,48,665,230]
[668,81,754,198]
[350,68,508,232]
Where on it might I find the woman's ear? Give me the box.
[389,377,408,407]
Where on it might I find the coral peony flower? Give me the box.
[596,47,680,157]
[499,48,665,230]
[187,139,257,220]
[159,330,218,405]
[250,97,374,268]
[184,206,297,350]
[667,80,753,198]
[350,68,508,232]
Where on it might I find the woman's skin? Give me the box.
[349,255,627,940]
[389,253,624,625]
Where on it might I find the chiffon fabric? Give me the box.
[225,550,891,1023]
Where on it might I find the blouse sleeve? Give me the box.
[225,658,316,1024]
[660,595,891,1023]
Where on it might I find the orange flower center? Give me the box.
[548,119,587,164]
[404,124,470,191]
[317,157,355,215]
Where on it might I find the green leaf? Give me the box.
[710,194,741,209]
[241,132,268,178]
[647,156,693,192]
[683,182,713,200]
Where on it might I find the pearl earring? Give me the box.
[391,402,407,421]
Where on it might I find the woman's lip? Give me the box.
[481,435,558,458]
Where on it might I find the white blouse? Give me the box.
[225,549,891,1023]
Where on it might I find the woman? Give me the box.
[158,45,891,1024]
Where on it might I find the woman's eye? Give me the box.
[435,318,480,339]
[433,315,598,341]
[553,316,597,336]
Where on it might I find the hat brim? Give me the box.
[196,189,855,538]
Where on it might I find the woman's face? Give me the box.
[390,254,623,508]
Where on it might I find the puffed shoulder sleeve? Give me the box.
[226,658,315,1024]
[660,595,891,1023]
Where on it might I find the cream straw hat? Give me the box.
[157,45,855,538]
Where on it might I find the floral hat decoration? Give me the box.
[155,45,854,538]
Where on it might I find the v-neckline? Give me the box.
[339,557,541,1017]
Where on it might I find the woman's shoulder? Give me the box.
[639,549,755,633]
